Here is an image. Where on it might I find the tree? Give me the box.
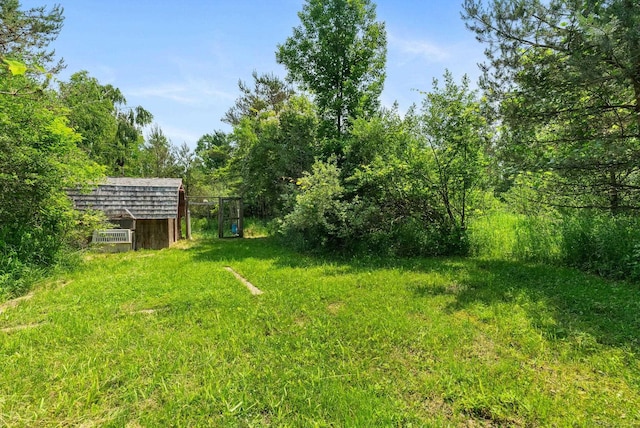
[195,130,232,172]
[463,0,640,213]
[140,124,178,178]
[0,2,104,294]
[0,0,63,72]
[174,141,194,193]
[280,157,350,249]
[230,95,319,217]
[59,71,122,164]
[59,71,153,176]
[418,71,488,230]
[223,71,293,126]
[0,0,64,97]
[113,105,153,176]
[276,0,386,139]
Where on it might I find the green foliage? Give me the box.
[463,0,640,212]
[230,94,319,217]
[0,1,105,297]
[344,109,470,256]
[280,76,489,258]
[0,0,64,73]
[59,71,154,176]
[2,57,26,75]
[59,71,121,165]
[139,124,179,178]
[276,0,386,138]
[418,71,489,230]
[470,203,640,281]
[195,130,231,172]
[0,79,104,296]
[561,211,640,280]
[223,71,294,126]
[279,158,350,249]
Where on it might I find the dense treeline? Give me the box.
[3,0,640,299]
[0,0,199,297]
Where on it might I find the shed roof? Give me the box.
[69,177,183,220]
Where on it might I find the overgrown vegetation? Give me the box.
[1,238,638,426]
[2,0,639,423]
[4,0,640,301]
[470,207,640,281]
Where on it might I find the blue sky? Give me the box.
[24,0,486,149]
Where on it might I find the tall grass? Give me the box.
[469,208,640,281]
[561,212,640,280]
[469,211,561,263]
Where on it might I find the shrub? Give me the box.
[279,158,350,250]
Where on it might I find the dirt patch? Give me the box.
[1,323,44,333]
[327,302,344,314]
[294,315,308,327]
[46,279,73,290]
[130,307,170,315]
[225,267,263,295]
[0,293,34,315]
[57,280,73,289]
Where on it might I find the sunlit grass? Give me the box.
[1,237,638,426]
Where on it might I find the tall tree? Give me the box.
[112,105,153,176]
[195,131,232,172]
[59,71,122,164]
[1,1,103,293]
[59,71,153,176]
[418,71,488,230]
[463,0,640,212]
[0,0,63,72]
[141,124,177,178]
[276,0,386,139]
[230,95,319,217]
[223,71,293,126]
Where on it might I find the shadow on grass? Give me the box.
[187,237,640,348]
[187,236,298,264]
[187,236,465,276]
[446,259,640,349]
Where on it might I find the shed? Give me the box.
[69,177,186,250]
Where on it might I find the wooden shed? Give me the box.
[69,177,186,250]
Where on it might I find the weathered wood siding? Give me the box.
[135,219,170,250]
[69,178,182,220]
[68,177,185,250]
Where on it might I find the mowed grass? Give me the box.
[1,238,639,426]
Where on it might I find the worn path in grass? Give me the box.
[1,237,639,426]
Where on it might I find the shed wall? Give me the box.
[135,219,171,250]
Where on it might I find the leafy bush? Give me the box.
[279,158,351,250]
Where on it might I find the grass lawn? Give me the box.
[1,237,639,426]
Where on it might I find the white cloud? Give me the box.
[127,80,235,106]
[158,124,203,145]
[388,33,451,63]
[129,83,199,105]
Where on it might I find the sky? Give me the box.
[22,0,487,149]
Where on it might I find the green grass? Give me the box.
[1,237,639,426]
